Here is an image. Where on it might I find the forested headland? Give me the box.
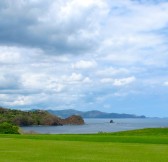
[0,107,84,126]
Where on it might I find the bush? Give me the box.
[0,122,20,134]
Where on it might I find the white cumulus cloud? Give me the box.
[72,60,96,69]
[113,76,136,86]
[101,76,136,87]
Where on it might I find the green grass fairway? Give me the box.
[0,128,168,162]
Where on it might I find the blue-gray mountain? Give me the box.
[48,109,146,119]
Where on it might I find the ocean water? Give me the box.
[21,118,168,134]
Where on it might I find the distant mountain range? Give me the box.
[48,109,146,119]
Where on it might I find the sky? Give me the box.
[0,0,168,117]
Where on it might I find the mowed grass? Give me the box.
[0,128,168,162]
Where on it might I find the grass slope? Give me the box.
[0,128,168,162]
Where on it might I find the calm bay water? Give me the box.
[21,118,168,134]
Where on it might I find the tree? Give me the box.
[0,122,20,134]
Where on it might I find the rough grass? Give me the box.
[109,127,168,136]
[0,128,168,162]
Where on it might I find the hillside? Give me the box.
[48,109,146,118]
[0,107,84,126]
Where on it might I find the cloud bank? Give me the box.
[0,0,168,117]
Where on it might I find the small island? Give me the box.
[0,107,84,126]
[110,120,114,123]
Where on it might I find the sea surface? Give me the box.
[21,118,168,134]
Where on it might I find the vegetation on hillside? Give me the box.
[0,122,19,134]
[0,107,84,126]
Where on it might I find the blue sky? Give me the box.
[0,0,168,117]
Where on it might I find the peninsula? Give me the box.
[0,107,84,126]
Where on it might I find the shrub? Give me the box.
[0,122,20,134]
